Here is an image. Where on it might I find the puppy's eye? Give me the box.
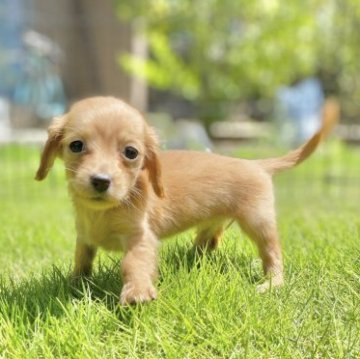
[69,140,85,153]
[123,146,138,160]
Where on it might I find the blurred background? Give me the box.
[0,0,359,206]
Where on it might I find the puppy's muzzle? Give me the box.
[90,174,111,193]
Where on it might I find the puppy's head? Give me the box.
[36,97,164,210]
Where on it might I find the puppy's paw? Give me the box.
[69,272,90,288]
[256,281,272,293]
[120,282,157,305]
[71,265,92,278]
[256,277,284,293]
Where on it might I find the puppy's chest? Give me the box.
[79,213,133,251]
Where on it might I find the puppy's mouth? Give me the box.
[91,195,107,201]
[71,188,120,208]
[74,193,121,210]
[68,181,129,209]
[88,192,120,203]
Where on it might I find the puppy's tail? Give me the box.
[257,98,339,175]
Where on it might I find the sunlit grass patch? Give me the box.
[0,144,359,357]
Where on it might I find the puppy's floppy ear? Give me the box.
[35,115,67,181]
[144,126,164,198]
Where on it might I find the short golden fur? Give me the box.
[36,97,338,304]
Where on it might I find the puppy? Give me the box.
[35,96,338,304]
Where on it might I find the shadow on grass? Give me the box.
[0,261,131,323]
[0,239,262,325]
[159,237,262,284]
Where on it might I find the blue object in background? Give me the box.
[0,0,67,121]
[276,78,324,146]
[0,0,25,98]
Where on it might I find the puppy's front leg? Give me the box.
[120,230,159,305]
[73,239,97,277]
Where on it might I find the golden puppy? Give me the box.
[35,97,338,304]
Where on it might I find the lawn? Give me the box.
[0,142,359,358]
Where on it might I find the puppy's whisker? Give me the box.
[64,167,80,174]
[120,190,144,213]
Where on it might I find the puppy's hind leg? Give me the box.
[194,220,225,252]
[237,207,284,293]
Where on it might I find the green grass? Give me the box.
[0,143,359,358]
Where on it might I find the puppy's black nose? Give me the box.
[90,174,111,193]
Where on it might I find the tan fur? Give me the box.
[36,96,338,304]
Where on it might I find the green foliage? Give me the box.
[116,0,360,122]
[0,144,359,357]
[121,32,200,99]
